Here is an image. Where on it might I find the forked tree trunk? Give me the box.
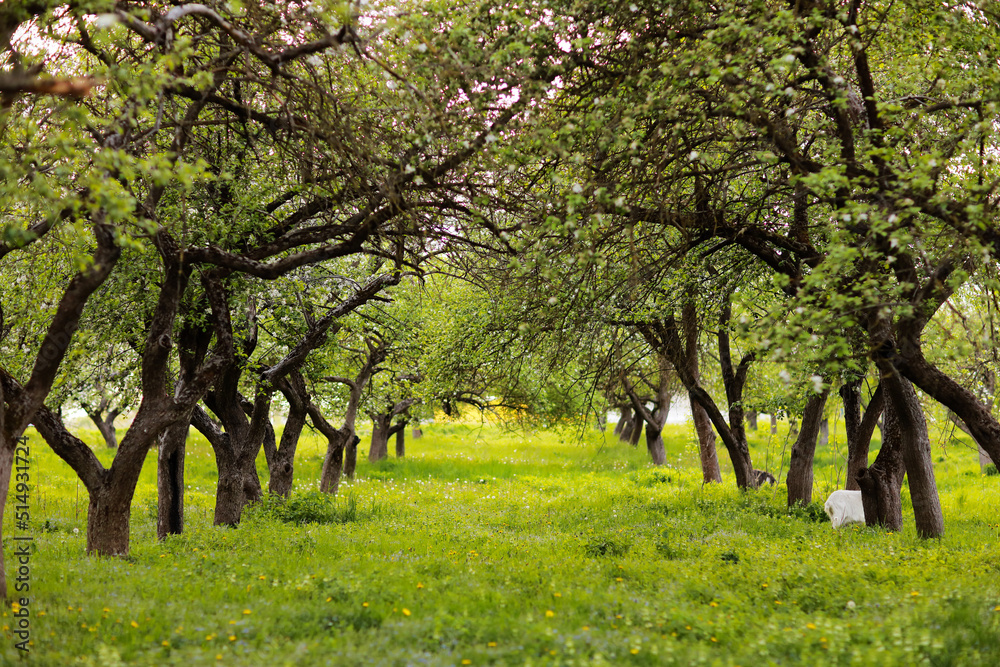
[841,380,884,490]
[856,390,904,530]
[881,366,944,538]
[786,389,829,506]
[86,407,120,449]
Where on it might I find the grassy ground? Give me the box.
[2,416,999,665]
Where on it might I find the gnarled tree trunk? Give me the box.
[856,387,904,530]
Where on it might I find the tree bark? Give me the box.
[269,371,309,498]
[644,420,666,465]
[84,401,120,449]
[786,388,829,506]
[690,397,721,483]
[880,364,944,538]
[841,380,884,490]
[369,415,390,462]
[818,418,829,449]
[746,410,758,431]
[344,436,359,479]
[157,418,188,538]
[856,388,904,530]
[770,413,778,434]
[393,421,407,458]
[614,405,632,439]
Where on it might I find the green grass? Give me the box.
[3,418,1000,665]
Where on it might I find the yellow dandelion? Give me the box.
[709,602,718,607]
[326,597,332,602]
[417,583,424,589]
[553,593,561,598]
[488,641,497,647]
[103,608,110,613]
[10,603,19,613]
[910,591,920,597]
[630,648,640,654]
[130,621,138,628]
[806,623,816,630]
[402,609,411,616]
[615,577,623,582]
[162,641,169,647]
[761,583,768,588]
[229,635,236,641]
[582,626,590,631]
[685,625,692,630]
[242,609,252,615]
[363,602,369,608]
[545,610,555,618]
[215,654,223,661]
[462,661,472,666]
[37,611,45,617]
[550,650,557,656]
[710,637,718,642]
[259,575,266,580]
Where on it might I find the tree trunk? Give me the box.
[856,391,904,530]
[0,440,13,599]
[87,483,133,556]
[691,396,722,483]
[841,381,884,490]
[412,427,423,439]
[881,367,944,538]
[786,389,829,506]
[319,431,350,494]
[344,436,359,478]
[395,426,406,458]
[770,413,778,434]
[214,449,246,526]
[746,410,758,431]
[644,421,666,465]
[157,418,188,539]
[627,412,643,446]
[369,415,390,462]
[269,409,305,498]
[818,418,829,449]
[86,408,119,449]
[614,405,632,439]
